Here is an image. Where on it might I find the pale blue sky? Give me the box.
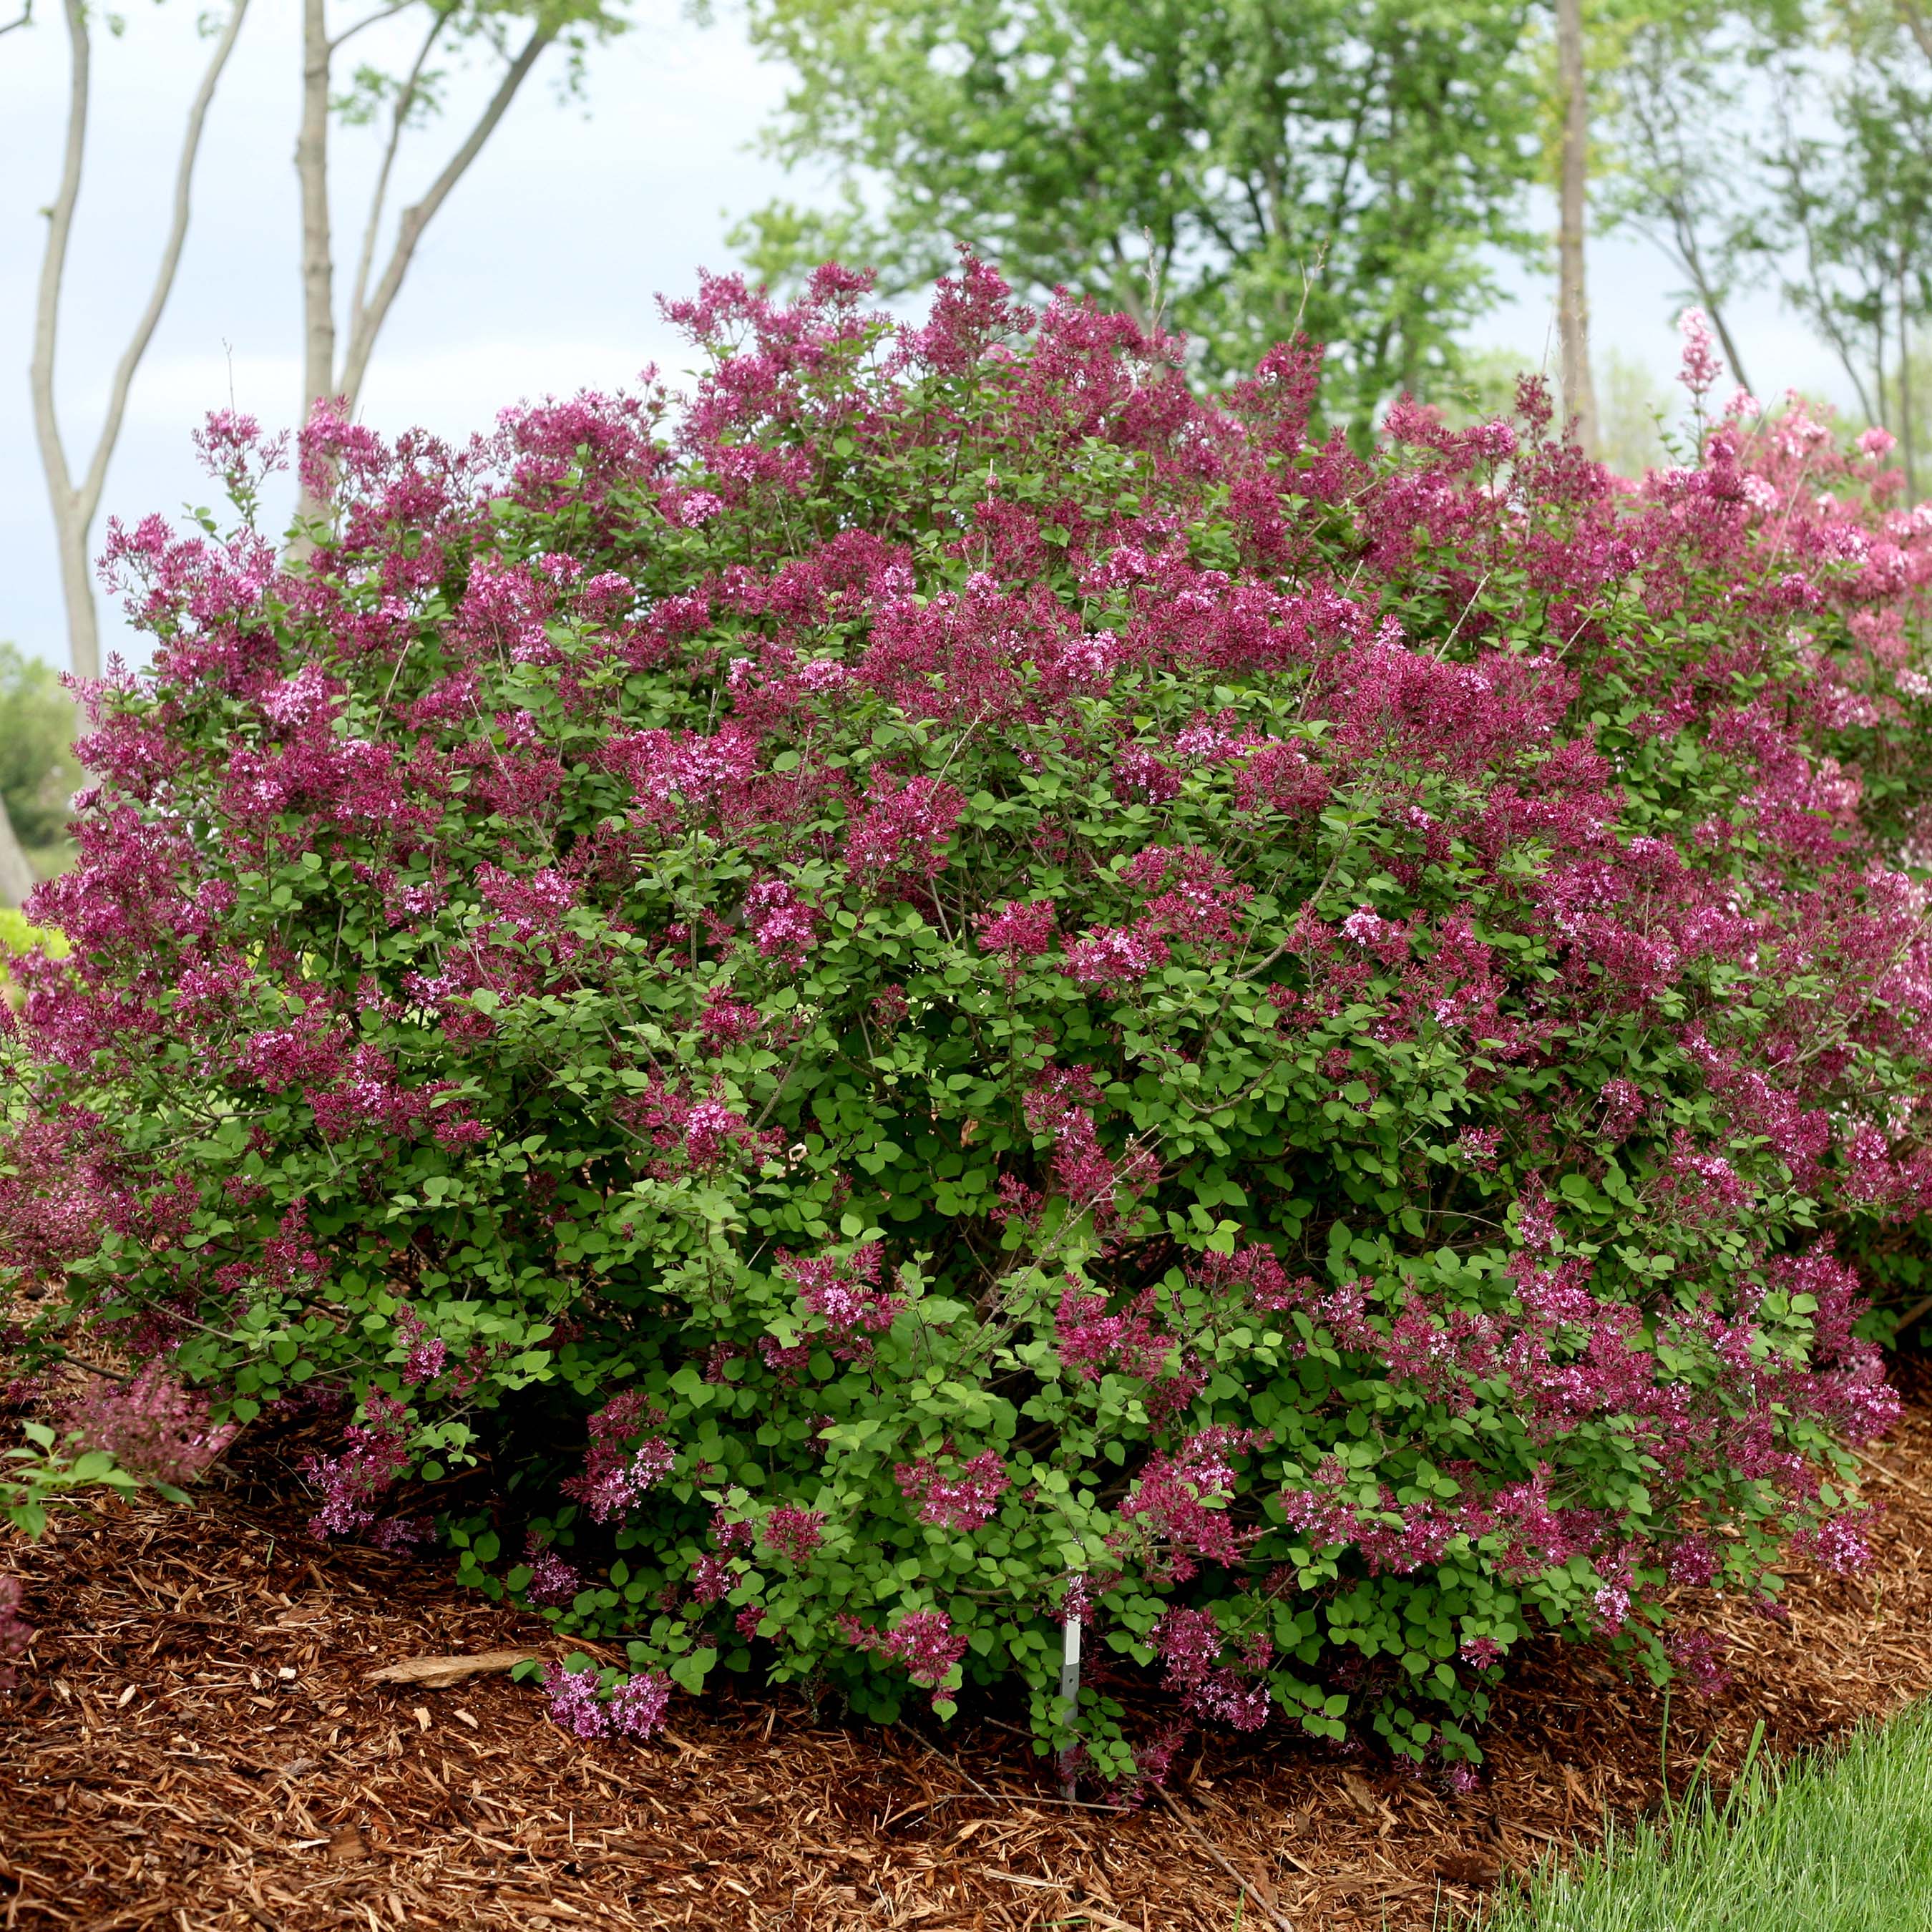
[0,3,1850,673]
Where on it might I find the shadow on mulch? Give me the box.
[6,1380,1932,1932]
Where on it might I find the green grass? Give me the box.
[1476,1703,1932,1931]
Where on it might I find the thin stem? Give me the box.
[348,8,448,341]
[335,21,555,415]
[77,0,252,531]
[328,0,411,52]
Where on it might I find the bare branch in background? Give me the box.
[1601,16,1757,398]
[293,2,621,535]
[29,0,252,686]
[334,23,555,411]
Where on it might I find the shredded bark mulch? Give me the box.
[6,1384,1932,1931]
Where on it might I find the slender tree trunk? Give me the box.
[1556,0,1598,453]
[1901,264,1917,500]
[292,5,552,547]
[52,518,97,690]
[31,0,248,680]
[30,0,94,683]
[333,21,555,417]
[294,0,336,537]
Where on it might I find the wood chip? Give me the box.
[6,1363,1932,1931]
[364,1649,542,1689]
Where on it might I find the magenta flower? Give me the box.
[66,1361,236,1488]
[761,1505,826,1564]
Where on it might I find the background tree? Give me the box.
[1597,6,1765,391]
[736,0,1541,431]
[1760,34,1932,490]
[295,0,629,481]
[19,0,248,907]
[1555,0,1599,449]
[29,0,250,691]
[0,646,81,882]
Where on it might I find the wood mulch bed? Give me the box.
[5,1372,1932,1931]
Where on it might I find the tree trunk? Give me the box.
[54,511,98,686]
[1556,0,1598,454]
[1901,265,1916,502]
[31,0,92,679]
[0,794,39,912]
[334,21,555,420]
[32,0,248,678]
[293,0,335,534]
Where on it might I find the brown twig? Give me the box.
[916,1734,1131,1813]
[1154,1786,1298,1931]
[1849,1441,1932,1505]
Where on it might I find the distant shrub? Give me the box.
[4,277,1931,1775]
[0,909,68,1010]
[0,642,82,870]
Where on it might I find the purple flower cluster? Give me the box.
[761,1504,826,1564]
[0,1574,32,1691]
[560,1391,676,1524]
[301,1392,411,1538]
[1116,1429,1264,1579]
[65,1361,237,1488]
[544,1664,673,1741]
[781,1244,905,1346]
[892,1450,1010,1530]
[839,1609,969,1707]
[1152,1607,1272,1731]
[527,1551,584,1604]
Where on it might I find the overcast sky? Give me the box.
[1,3,1852,673]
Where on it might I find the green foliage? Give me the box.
[0,644,79,864]
[325,0,635,126]
[735,0,1543,430]
[1,1423,142,1540]
[1758,33,1932,434]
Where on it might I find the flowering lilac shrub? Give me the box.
[5,270,1932,1775]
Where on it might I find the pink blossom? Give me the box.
[1063,924,1168,990]
[782,1243,905,1339]
[302,1392,412,1538]
[545,1664,672,1740]
[1152,1607,1272,1730]
[527,1551,583,1604]
[894,1450,1010,1529]
[976,899,1057,956]
[839,1609,968,1705]
[66,1362,236,1487]
[674,490,725,525]
[561,1391,675,1523]
[762,1504,826,1563]
[1677,308,1724,399]
[743,877,819,965]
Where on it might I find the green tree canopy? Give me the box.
[0,646,79,860]
[736,0,1542,429]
